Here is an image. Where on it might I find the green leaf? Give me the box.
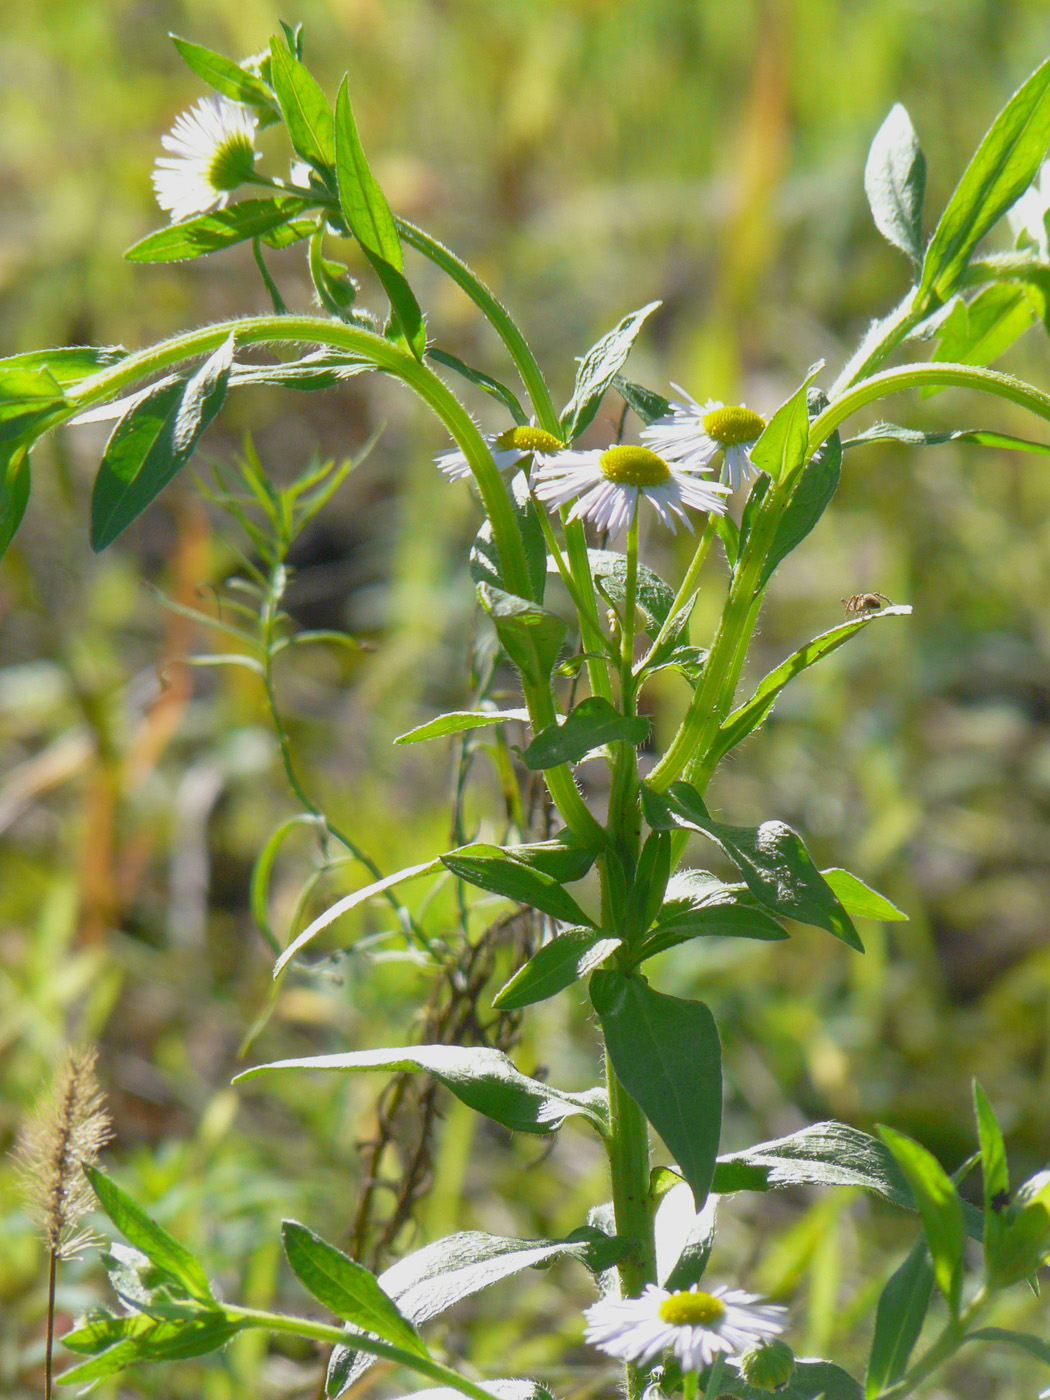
[522,696,650,770]
[713,1122,915,1208]
[587,549,680,641]
[639,870,789,960]
[394,708,529,745]
[282,1221,425,1352]
[327,1229,628,1395]
[748,376,812,482]
[965,1327,1050,1368]
[493,929,621,1009]
[627,829,673,937]
[611,374,670,427]
[234,1046,607,1136]
[494,834,602,884]
[269,34,335,173]
[427,348,528,424]
[171,36,280,113]
[927,283,1033,385]
[84,1165,213,1302]
[0,345,126,387]
[58,1315,241,1385]
[645,782,863,951]
[591,972,722,1210]
[0,442,31,560]
[477,584,565,687]
[878,1126,965,1313]
[126,198,310,263]
[90,335,234,550]
[992,1170,1050,1285]
[865,1240,935,1398]
[710,605,912,768]
[334,79,425,358]
[659,1185,717,1290]
[843,420,1050,453]
[440,843,595,926]
[0,365,67,444]
[820,868,908,922]
[973,1081,1010,1282]
[470,473,547,601]
[864,104,926,265]
[757,428,841,591]
[560,302,661,441]
[62,1310,157,1353]
[274,856,444,973]
[919,57,1050,304]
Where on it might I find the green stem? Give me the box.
[44,1249,56,1400]
[701,1353,725,1400]
[637,513,716,675]
[605,1058,656,1400]
[562,515,615,703]
[224,1305,500,1400]
[827,290,922,397]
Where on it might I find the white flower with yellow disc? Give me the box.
[642,387,766,492]
[532,444,729,534]
[152,96,259,223]
[435,425,565,482]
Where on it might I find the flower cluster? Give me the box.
[433,389,766,535]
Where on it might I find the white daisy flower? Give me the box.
[532,444,730,535]
[642,386,766,492]
[436,424,564,482]
[152,95,259,223]
[1008,159,1050,260]
[583,1283,786,1374]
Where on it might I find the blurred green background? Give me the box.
[3,1,1050,1396]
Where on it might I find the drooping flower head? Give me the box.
[152,96,259,223]
[642,386,766,492]
[532,444,729,535]
[436,425,564,482]
[583,1283,786,1375]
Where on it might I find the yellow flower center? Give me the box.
[702,405,765,446]
[208,134,257,193]
[658,1291,727,1327]
[494,426,564,454]
[599,445,671,487]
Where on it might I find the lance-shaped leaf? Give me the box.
[282,1221,425,1353]
[172,36,281,114]
[878,1126,965,1313]
[592,972,722,1210]
[428,348,528,424]
[0,442,30,560]
[864,104,926,265]
[588,549,683,642]
[865,1239,935,1399]
[84,1166,213,1302]
[395,708,530,745]
[494,834,602,883]
[58,1314,243,1385]
[493,929,622,1009]
[844,421,1050,453]
[712,1121,984,1240]
[748,375,812,482]
[90,335,234,550]
[0,345,126,387]
[560,302,660,441]
[126,197,310,263]
[0,365,67,444]
[274,857,444,973]
[269,34,335,172]
[612,374,670,426]
[973,1081,1010,1276]
[478,583,565,686]
[638,871,789,961]
[820,868,907,922]
[926,283,1033,387]
[756,429,841,591]
[441,843,595,926]
[335,79,425,358]
[644,782,862,951]
[234,1046,607,1136]
[919,56,1050,304]
[328,1228,627,1393]
[522,696,650,770]
[710,605,912,769]
[964,1328,1050,1369]
[656,1181,718,1290]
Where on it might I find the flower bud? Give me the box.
[738,1338,796,1391]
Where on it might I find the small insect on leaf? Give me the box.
[842,591,893,614]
